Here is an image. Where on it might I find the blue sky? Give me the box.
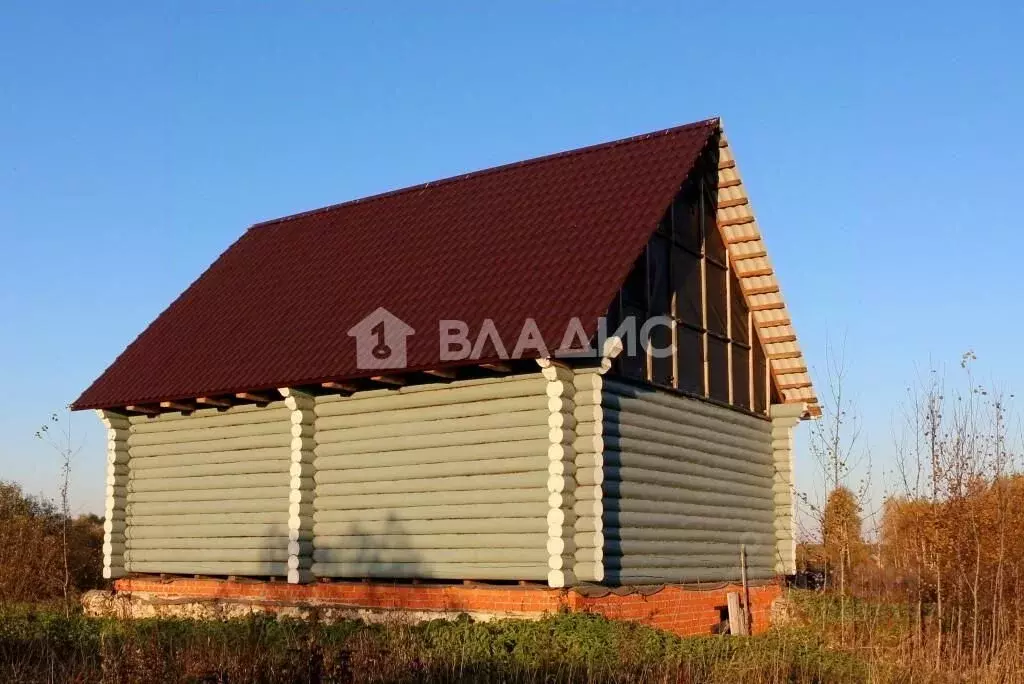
[1,2,1021,516]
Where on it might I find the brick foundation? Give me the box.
[109,577,780,636]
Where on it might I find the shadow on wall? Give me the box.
[599,383,771,586]
[304,511,422,588]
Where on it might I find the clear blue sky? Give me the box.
[1,2,1021,516]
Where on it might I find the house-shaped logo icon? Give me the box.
[347,307,416,370]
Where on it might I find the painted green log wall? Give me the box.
[599,378,776,585]
[123,402,293,577]
[311,375,553,581]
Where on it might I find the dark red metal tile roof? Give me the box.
[73,118,718,410]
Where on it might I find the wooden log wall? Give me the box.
[542,363,578,588]
[311,374,554,582]
[599,378,776,584]
[100,410,130,579]
[571,370,605,583]
[281,388,316,584]
[769,403,802,575]
[122,402,294,577]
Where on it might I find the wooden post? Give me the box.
[727,592,746,636]
[740,544,752,635]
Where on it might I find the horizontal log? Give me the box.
[315,439,549,470]
[604,527,775,545]
[125,548,291,562]
[602,436,772,479]
[315,395,547,431]
[572,517,602,533]
[314,502,549,523]
[124,524,308,540]
[602,481,773,513]
[127,472,290,492]
[574,468,603,486]
[126,561,289,575]
[604,541,775,557]
[573,562,604,582]
[126,486,290,504]
[315,533,547,551]
[316,409,548,444]
[126,458,291,480]
[314,518,546,537]
[315,471,547,497]
[602,378,769,434]
[603,566,774,585]
[129,447,292,470]
[598,507,774,532]
[127,420,288,447]
[574,547,602,563]
[127,511,292,526]
[601,405,768,455]
[315,376,548,418]
[315,425,549,457]
[601,498,774,524]
[312,548,546,564]
[603,451,770,490]
[126,537,291,551]
[314,455,547,485]
[130,433,291,458]
[311,562,547,581]
[603,554,773,571]
[126,499,287,516]
[129,405,289,432]
[314,488,545,511]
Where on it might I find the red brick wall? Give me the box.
[114,578,780,636]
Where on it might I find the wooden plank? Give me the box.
[719,215,755,228]
[718,159,736,170]
[776,380,813,391]
[423,368,457,380]
[322,381,358,393]
[481,362,512,373]
[754,317,792,328]
[760,334,797,345]
[159,400,195,413]
[717,197,749,210]
[126,404,160,416]
[196,396,231,408]
[735,266,773,278]
[731,248,767,261]
[749,301,785,312]
[371,375,406,386]
[235,391,276,404]
[741,284,779,297]
[727,592,746,635]
[767,350,803,361]
[725,233,760,245]
[718,178,742,189]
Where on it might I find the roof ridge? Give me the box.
[251,117,720,230]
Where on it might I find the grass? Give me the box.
[6,590,1023,683]
[0,605,870,684]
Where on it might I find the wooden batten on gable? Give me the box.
[716,128,818,416]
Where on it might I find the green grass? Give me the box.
[0,606,875,684]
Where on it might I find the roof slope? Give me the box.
[74,119,720,410]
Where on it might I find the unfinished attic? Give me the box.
[74,117,816,592]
